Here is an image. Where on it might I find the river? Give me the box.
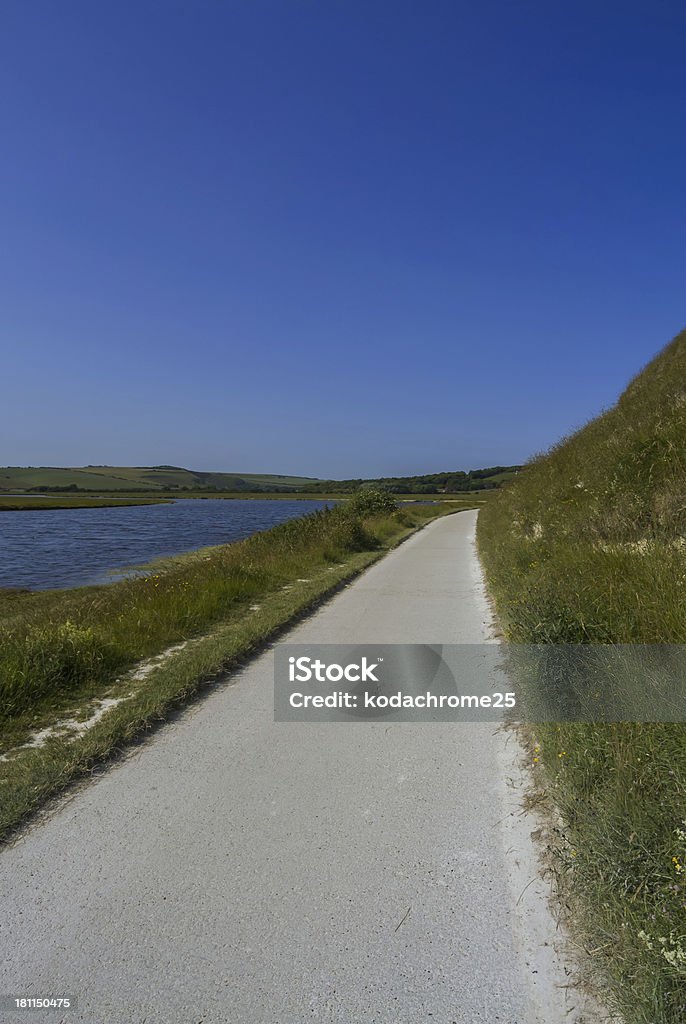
[0,498,334,590]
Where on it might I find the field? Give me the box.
[477,328,686,1023]
[0,466,321,492]
[0,465,519,495]
[0,497,465,840]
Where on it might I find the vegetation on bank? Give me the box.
[0,490,492,508]
[49,490,495,503]
[303,466,520,494]
[477,328,686,1023]
[0,495,169,511]
[0,497,459,840]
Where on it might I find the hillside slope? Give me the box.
[0,466,321,492]
[478,327,686,1022]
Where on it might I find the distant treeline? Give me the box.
[305,466,521,495]
[21,466,521,495]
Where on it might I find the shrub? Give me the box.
[346,487,399,517]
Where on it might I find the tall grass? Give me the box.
[0,504,387,719]
[0,498,460,839]
[478,328,686,1022]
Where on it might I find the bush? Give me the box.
[346,488,399,517]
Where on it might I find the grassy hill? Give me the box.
[0,464,520,495]
[307,465,520,494]
[478,327,686,1022]
[0,466,322,493]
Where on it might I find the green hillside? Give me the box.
[0,466,322,493]
[478,327,686,1022]
[0,467,145,491]
[0,464,519,495]
[304,465,521,494]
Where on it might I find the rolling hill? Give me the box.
[0,464,520,494]
[0,466,322,493]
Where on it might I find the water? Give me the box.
[0,499,334,590]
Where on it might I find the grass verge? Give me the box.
[477,330,686,1024]
[0,501,459,842]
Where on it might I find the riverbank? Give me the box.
[8,490,494,503]
[0,497,337,590]
[0,500,457,840]
[0,495,170,511]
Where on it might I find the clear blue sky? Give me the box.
[2,1,685,477]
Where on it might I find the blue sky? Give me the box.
[2,1,685,477]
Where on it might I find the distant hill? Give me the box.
[307,466,521,494]
[0,464,521,494]
[0,466,322,493]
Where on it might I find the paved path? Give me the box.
[0,511,594,1023]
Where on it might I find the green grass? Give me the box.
[0,466,322,492]
[0,464,517,495]
[0,500,462,841]
[479,469,519,485]
[477,327,686,1023]
[0,505,373,719]
[0,495,169,511]
[0,467,149,490]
